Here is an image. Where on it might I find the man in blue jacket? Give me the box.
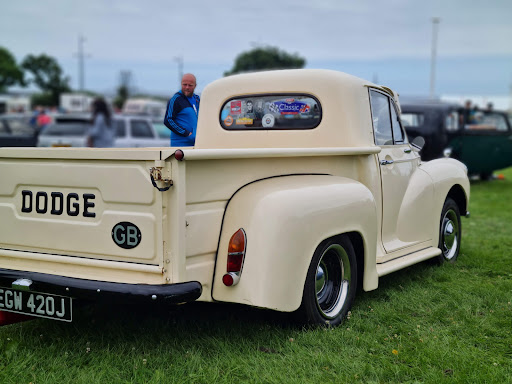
[164,73,200,146]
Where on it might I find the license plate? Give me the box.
[0,287,72,322]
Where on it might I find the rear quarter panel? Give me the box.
[212,175,378,312]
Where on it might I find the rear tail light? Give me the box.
[0,311,34,326]
[223,228,246,286]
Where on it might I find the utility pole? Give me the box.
[74,35,90,92]
[509,77,512,112]
[174,56,183,89]
[429,17,440,99]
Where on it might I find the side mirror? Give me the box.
[411,136,425,152]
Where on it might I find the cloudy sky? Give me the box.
[1,0,511,100]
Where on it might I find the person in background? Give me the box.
[87,98,115,148]
[36,109,51,130]
[29,106,41,129]
[164,73,200,146]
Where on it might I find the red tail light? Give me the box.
[223,228,246,286]
[0,311,34,326]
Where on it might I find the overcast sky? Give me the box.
[1,0,511,99]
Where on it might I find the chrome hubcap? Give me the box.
[315,244,351,319]
[442,209,459,260]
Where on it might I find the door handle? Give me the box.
[380,159,394,165]
[404,148,412,153]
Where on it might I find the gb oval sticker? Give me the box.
[112,222,141,249]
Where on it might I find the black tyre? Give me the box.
[297,235,357,327]
[436,197,461,264]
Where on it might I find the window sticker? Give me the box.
[245,100,254,114]
[236,117,253,125]
[262,114,275,128]
[230,100,242,115]
[270,99,310,115]
[224,115,233,126]
[220,94,321,130]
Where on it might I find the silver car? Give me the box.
[37,115,169,147]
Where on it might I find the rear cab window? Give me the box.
[220,94,321,130]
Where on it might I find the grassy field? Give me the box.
[1,168,511,384]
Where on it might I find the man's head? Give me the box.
[181,73,197,97]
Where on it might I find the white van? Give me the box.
[122,98,167,120]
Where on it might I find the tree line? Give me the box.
[0,46,71,106]
[1,44,306,108]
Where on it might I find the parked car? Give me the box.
[0,114,38,147]
[37,115,169,147]
[401,100,512,179]
[152,122,171,142]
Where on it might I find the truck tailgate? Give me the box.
[0,148,165,267]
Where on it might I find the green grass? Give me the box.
[1,169,512,383]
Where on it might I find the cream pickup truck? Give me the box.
[0,70,469,327]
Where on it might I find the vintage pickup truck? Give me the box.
[0,70,469,327]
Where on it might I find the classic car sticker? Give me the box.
[271,99,309,115]
[230,100,242,115]
[236,117,253,125]
[262,114,275,128]
[224,115,234,126]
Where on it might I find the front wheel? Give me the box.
[297,235,357,327]
[436,197,461,264]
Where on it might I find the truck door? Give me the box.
[370,89,433,253]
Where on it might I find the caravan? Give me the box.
[122,98,167,121]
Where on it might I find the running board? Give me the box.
[376,247,441,277]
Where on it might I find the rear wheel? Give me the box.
[436,197,461,264]
[297,235,357,327]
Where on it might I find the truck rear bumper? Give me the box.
[0,268,202,304]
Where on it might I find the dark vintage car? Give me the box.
[0,114,38,147]
[400,101,512,179]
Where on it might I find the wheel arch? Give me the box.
[346,231,365,292]
[446,184,468,217]
[211,174,378,312]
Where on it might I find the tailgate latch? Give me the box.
[150,166,173,192]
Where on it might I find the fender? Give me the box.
[419,158,470,242]
[211,174,378,312]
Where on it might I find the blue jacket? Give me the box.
[164,91,200,146]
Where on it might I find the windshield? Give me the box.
[465,111,509,132]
